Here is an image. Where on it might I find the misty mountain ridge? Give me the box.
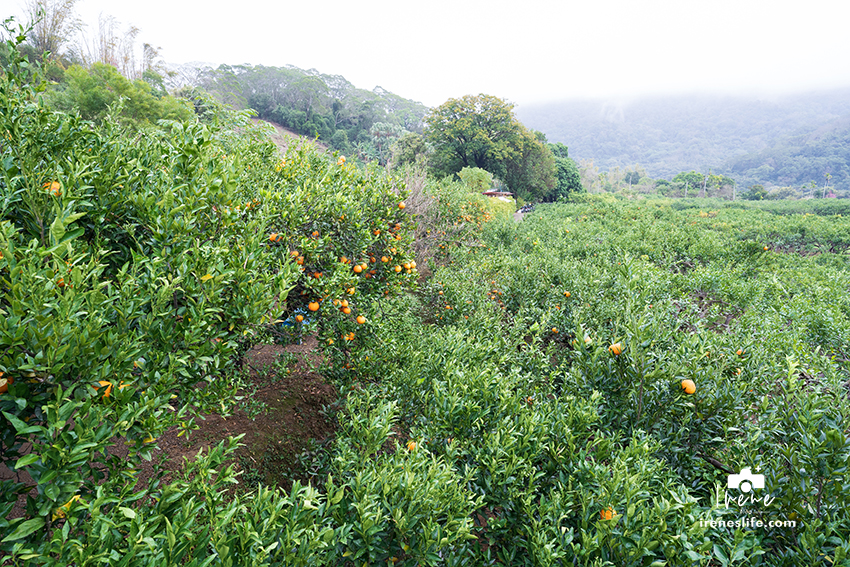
[517,88,850,191]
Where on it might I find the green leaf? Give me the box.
[2,517,45,542]
[14,454,39,468]
[119,506,136,519]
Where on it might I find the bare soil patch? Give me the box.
[2,335,338,518]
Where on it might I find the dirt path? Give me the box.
[4,335,337,518]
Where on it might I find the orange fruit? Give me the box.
[736,349,744,356]
[312,231,319,237]
[342,307,352,315]
[341,299,349,308]
[552,328,558,333]
[763,246,769,251]
[600,507,617,520]
[609,342,623,355]
[394,265,402,273]
[407,440,416,450]
[681,379,696,394]
[347,287,355,294]
[296,256,304,265]
[356,315,366,324]
[269,233,278,242]
[290,250,299,257]
[398,202,406,210]
[295,315,304,323]
[308,302,320,312]
[44,181,61,197]
[353,265,363,273]
[97,380,113,398]
[374,229,381,236]
[381,256,389,263]
[0,376,10,394]
[564,291,571,298]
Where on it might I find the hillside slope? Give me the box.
[517,88,850,185]
[727,115,850,193]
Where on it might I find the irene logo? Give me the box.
[727,467,764,493]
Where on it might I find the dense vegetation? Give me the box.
[518,90,850,193]
[3,8,850,566]
[728,115,850,195]
[197,63,429,164]
[424,95,583,203]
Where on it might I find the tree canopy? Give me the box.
[425,94,561,201]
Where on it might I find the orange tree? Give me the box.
[258,144,416,374]
[0,25,415,555]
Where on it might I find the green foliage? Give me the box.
[425,94,523,180]
[200,64,427,156]
[457,166,492,192]
[729,115,850,193]
[46,63,193,126]
[550,142,583,199]
[5,19,850,567]
[0,35,418,560]
[743,184,767,201]
[426,94,558,202]
[502,129,556,202]
[389,131,428,170]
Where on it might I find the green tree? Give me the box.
[673,170,704,197]
[51,62,191,125]
[389,131,428,169]
[743,184,767,200]
[554,156,583,198]
[425,94,523,180]
[624,171,641,186]
[503,129,556,201]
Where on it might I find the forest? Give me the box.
[518,91,850,195]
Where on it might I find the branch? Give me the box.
[698,453,734,474]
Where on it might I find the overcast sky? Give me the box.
[7,0,850,108]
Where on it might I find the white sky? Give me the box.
[6,0,850,108]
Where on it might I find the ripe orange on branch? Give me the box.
[97,380,113,398]
[681,379,696,394]
[609,342,623,355]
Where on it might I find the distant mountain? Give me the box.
[727,115,850,193]
[517,89,850,189]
